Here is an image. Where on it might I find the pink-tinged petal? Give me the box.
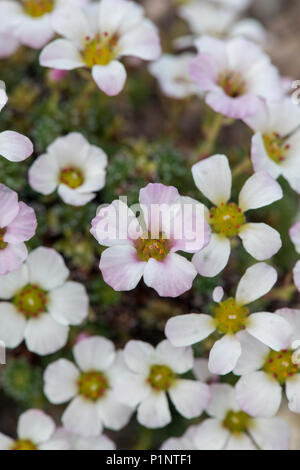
[100,245,145,291]
[44,359,80,404]
[239,223,282,260]
[207,383,238,419]
[96,391,132,430]
[0,184,19,228]
[0,131,33,162]
[143,253,197,297]
[92,61,127,96]
[169,380,210,419]
[24,313,69,356]
[207,90,260,119]
[276,308,300,344]
[290,221,300,254]
[250,133,281,179]
[48,281,88,326]
[0,243,28,276]
[293,260,300,292]
[236,372,282,417]
[235,262,277,306]
[29,153,59,195]
[51,5,92,45]
[15,15,54,49]
[246,312,292,351]
[4,202,37,243]
[18,410,55,444]
[233,330,269,376]
[40,39,84,70]
[0,302,26,348]
[208,335,242,375]
[192,233,231,277]
[123,340,155,374]
[165,314,216,347]
[0,81,7,111]
[249,417,290,450]
[286,375,300,413]
[194,418,229,450]
[189,53,218,91]
[192,154,232,206]
[137,392,171,429]
[120,19,161,60]
[57,185,95,207]
[212,286,224,303]
[238,171,283,212]
[0,33,19,59]
[62,397,102,437]
[139,182,179,210]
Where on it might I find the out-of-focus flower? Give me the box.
[191,154,282,277]
[166,263,292,375]
[244,98,300,194]
[149,53,202,99]
[48,68,68,82]
[217,0,251,10]
[0,0,90,50]
[289,222,300,292]
[114,339,210,429]
[0,80,8,110]
[0,184,37,275]
[190,36,281,119]
[91,182,210,297]
[0,409,69,450]
[40,0,161,96]
[192,383,290,450]
[44,336,133,437]
[0,247,88,354]
[53,428,116,450]
[160,425,198,450]
[235,309,300,416]
[29,132,107,207]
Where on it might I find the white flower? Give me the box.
[0,0,90,50]
[166,263,292,375]
[44,336,133,437]
[191,154,282,277]
[244,97,300,194]
[149,53,202,99]
[235,308,300,417]
[114,339,210,429]
[0,246,88,355]
[53,428,116,450]
[192,383,290,450]
[29,132,107,207]
[40,0,161,96]
[0,409,69,450]
[289,221,300,292]
[160,425,198,450]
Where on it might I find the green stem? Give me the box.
[232,158,252,178]
[192,113,231,164]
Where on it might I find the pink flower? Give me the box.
[91,183,210,297]
[0,184,37,275]
[48,68,68,82]
[190,36,282,119]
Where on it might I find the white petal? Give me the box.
[208,335,241,375]
[62,397,102,437]
[39,439,70,450]
[92,61,127,96]
[192,234,231,277]
[28,153,59,195]
[96,391,132,430]
[193,358,217,383]
[40,39,84,70]
[194,418,229,450]
[289,221,300,254]
[236,372,282,417]
[192,154,232,205]
[57,185,95,207]
[0,243,27,276]
[238,171,283,212]
[114,371,151,407]
[15,15,54,49]
[286,375,300,414]
[250,133,281,179]
[73,336,116,372]
[120,19,161,60]
[0,433,14,450]
[24,314,69,355]
[293,260,300,292]
[26,247,69,290]
[44,359,80,404]
[250,417,290,450]
[155,339,193,374]
[0,302,26,348]
[165,314,215,347]
[48,281,88,326]
[233,330,269,376]
[207,383,238,419]
[98,0,144,35]
[239,223,282,260]
[123,340,155,374]
[212,286,224,303]
[18,410,55,444]
[235,262,277,306]
[226,433,256,450]
[169,380,210,418]
[0,263,28,299]
[276,308,300,344]
[246,312,292,351]
[0,131,33,162]
[137,392,171,428]
[51,5,92,45]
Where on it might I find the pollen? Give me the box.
[209,203,246,237]
[23,0,54,17]
[135,233,171,262]
[223,410,250,434]
[82,33,119,67]
[0,228,7,250]
[214,297,249,334]
[13,284,47,318]
[218,70,246,98]
[263,349,299,384]
[263,132,290,164]
[11,439,38,450]
[77,370,109,401]
[59,167,84,189]
[147,365,175,391]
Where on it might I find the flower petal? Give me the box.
[246,312,292,351]
[18,410,55,444]
[40,39,84,70]
[208,334,241,375]
[239,223,281,260]
[194,418,229,450]
[73,336,116,372]
[44,358,80,404]
[0,184,19,228]
[207,383,238,419]
[24,313,69,355]
[165,313,216,347]
[233,330,269,376]
[192,233,231,277]
[235,262,277,306]
[29,153,59,195]
[276,308,300,344]
[48,281,88,326]
[26,247,69,291]
[238,171,283,212]
[0,433,14,450]
[92,61,127,96]
[137,392,171,428]
[0,131,33,162]
[249,417,290,450]
[4,202,37,243]
[0,302,26,348]
[123,340,155,374]
[0,243,27,276]
[62,396,102,437]
[169,379,210,418]
[120,19,161,60]
[290,221,300,254]
[286,375,300,414]
[96,391,132,430]
[57,185,95,207]
[0,263,28,299]
[155,339,193,374]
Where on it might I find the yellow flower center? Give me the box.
[135,233,171,262]
[11,439,38,450]
[263,133,290,164]
[218,70,246,98]
[13,284,47,318]
[263,349,299,384]
[78,370,109,401]
[209,203,246,237]
[214,298,249,334]
[0,228,7,250]
[59,167,84,189]
[23,0,54,17]
[223,410,250,434]
[82,33,119,67]
[147,365,175,391]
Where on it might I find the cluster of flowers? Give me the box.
[1,0,300,451]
